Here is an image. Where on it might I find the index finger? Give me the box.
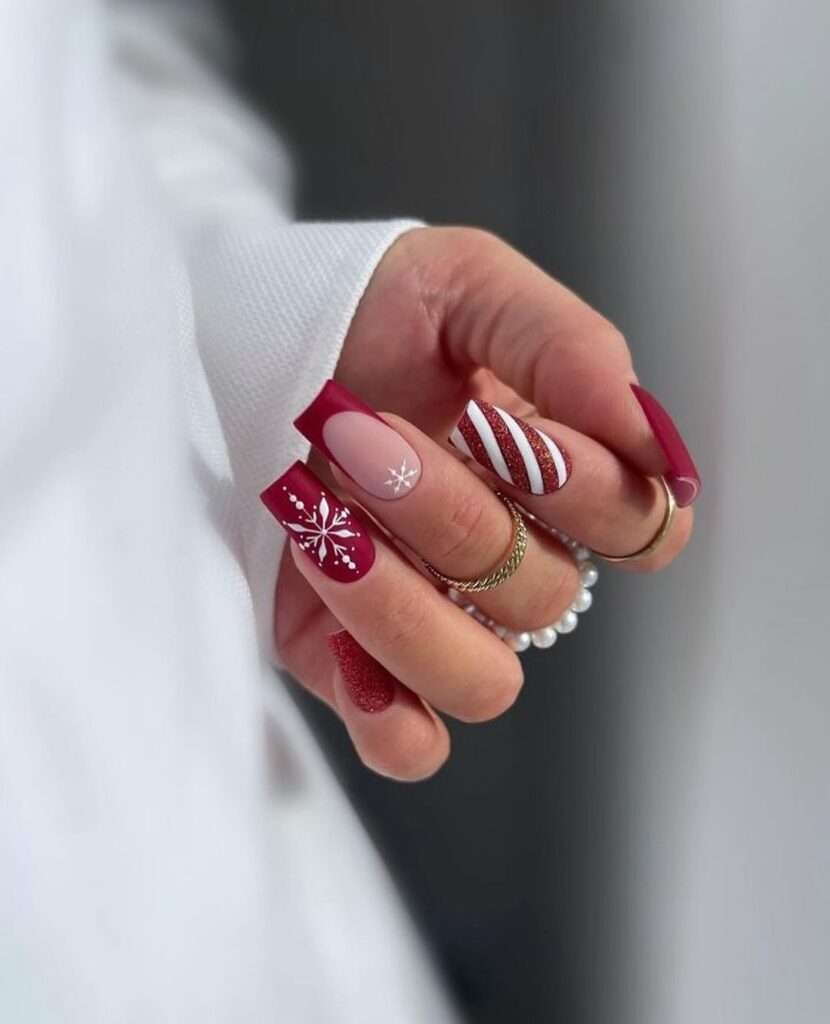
[402,227,701,506]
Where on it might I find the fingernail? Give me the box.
[328,630,396,713]
[449,399,571,495]
[630,384,701,507]
[260,461,375,581]
[294,380,421,500]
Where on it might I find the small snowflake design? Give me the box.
[281,488,361,571]
[384,458,420,496]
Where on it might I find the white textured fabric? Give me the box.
[189,220,423,658]
[0,1,450,1021]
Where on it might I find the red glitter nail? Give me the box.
[328,631,396,713]
[449,400,571,495]
[479,401,532,492]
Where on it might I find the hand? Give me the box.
[272,227,698,781]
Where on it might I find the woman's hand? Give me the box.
[271,227,698,780]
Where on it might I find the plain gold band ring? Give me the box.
[593,475,677,563]
[422,492,528,593]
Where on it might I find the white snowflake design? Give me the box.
[384,458,420,496]
[281,488,362,571]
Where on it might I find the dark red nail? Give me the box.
[328,630,396,713]
[630,384,701,507]
[260,461,375,581]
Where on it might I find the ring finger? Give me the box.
[448,398,692,572]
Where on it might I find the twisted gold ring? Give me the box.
[593,475,677,563]
[422,492,528,593]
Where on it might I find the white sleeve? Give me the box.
[109,1,421,657]
[189,220,420,658]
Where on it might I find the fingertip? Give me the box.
[617,504,695,574]
[329,630,451,782]
[455,654,525,724]
[356,705,451,782]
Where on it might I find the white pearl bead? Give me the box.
[463,603,477,615]
[473,610,488,624]
[570,587,593,613]
[555,609,579,634]
[493,624,508,639]
[531,626,558,649]
[505,631,531,653]
[447,588,460,603]
[579,561,599,588]
[574,545,591,563]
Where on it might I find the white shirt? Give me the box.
[0,1,453,1020]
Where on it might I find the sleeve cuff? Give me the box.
[188,218,424,661]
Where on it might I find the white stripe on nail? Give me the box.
[449,425,473,459]
[465,400,513,485]
[539,429,569,487]
[494,405,545,494]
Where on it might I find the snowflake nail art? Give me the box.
[283,489,360,571]
[261,462,375,582]
[384,458,420,496]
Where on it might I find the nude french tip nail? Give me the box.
[294,380,422,501]
[260,461,375,581]
[448,399,571,495]
[630,383,701,508]
[328,630,396,713]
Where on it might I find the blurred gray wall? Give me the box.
[227,3,829,1021]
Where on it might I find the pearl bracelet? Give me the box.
[447,518,599,652]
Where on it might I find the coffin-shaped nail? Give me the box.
[449,399,571,495]
[294,380,421,500]
[260,461,375,581]
[630,384,701,507]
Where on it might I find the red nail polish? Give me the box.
[630,384,701,507]
[449,399,571,495]
[328,630,396,713]
[260,461,375,581]
[295,380,422,500]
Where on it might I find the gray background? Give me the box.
[226,4,830,1022]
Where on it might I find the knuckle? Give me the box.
[526,560,581,630]
[441,225,505,264]
[427,491,509,572]
[402,226,506,319]
[360,722,449,782]
[556,314,632,372]
[597,320,630,357]
[492,552,580,632]
[437,228,512,308]
[459,660,524,723]
[578,313,630,358]
[371,585,432,654]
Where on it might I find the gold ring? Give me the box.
[422,492,528,592]
[593,475,677,563]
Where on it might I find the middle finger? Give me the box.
[295,380,579,631]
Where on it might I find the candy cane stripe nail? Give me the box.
[449,400,570,495]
